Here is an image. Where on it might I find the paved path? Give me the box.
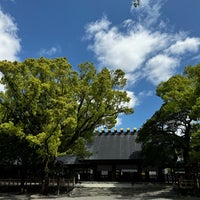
[0,182,199,200]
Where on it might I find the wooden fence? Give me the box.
[178,178,200,192]
[179,179,194,189]
[0,178,75,190]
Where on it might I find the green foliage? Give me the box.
[0,58,133,193]
[0,121,24,139]
[59,62,133,153]
[137,108,181,167]
[0,58,133,169]
[190,123,200,162]
[185,64,200,120]
[137,63,200,168]
[0,58,77,162]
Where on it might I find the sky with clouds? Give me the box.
[0,0,200,130]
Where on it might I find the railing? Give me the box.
[52,178,75,188]
[0,179,23,186]
[178,179,194,189]
[0,178,75,188]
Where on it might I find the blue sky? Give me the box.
[0,0,200,131]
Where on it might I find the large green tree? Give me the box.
[0,58,133,193]
[137,64,200,175]
[0,57,77,193]
[59,62,133,155]
[185,64,200,163]
[136,107,181,169]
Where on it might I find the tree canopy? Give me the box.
[0,57,133,192]
[137,63,200,170]
[59,62,133,155]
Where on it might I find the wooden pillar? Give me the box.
[93,166,97,181]
[145,170,149,182]
[112,165,116,181]
[137,163,142,182]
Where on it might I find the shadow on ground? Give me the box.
[0,183,199,199]
[70,183,198,200]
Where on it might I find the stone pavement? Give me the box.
[0,182,199,200]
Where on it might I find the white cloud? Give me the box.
[84,0,200,127]
[115,90,137,127]
[3,0,15,2]
[119,90,138,108]
[39,46,60,57]
[166,38,200,55]
[115,117,122,127]
[138,90,153,97]
[86,18,169,75]
[125,71,143,86]
[131,0,164,29]
[192,54,200,61]
[145,54,180,85]
[126,90,138,108]
[84,0,200,86]
[85,15,111,39]
[0,9,21,61]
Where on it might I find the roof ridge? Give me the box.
[95,127,137,135]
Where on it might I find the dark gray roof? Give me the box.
[85,132,141,160]
[56,131,142,165]
[56,155,80,165]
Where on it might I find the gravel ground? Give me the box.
[0,182,199,200]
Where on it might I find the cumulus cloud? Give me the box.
[138,90,153,98]
[131,0,164,29]
[115,90,137,127]
[126,90,138,108]
[85,16,111,39]
[0,8,20,91]
[84,0,200,86]
[166,38,200,55]
[145,54,180,85]
[193,54,200,61]
[115,117,122,127]
[38,46,61,57]
[0,8,21,61]
[118,90,138,108]
[86,17,169,75]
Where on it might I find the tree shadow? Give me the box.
[0,193,60,200]
[109,184,196,200]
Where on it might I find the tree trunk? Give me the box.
[20,167,25,193]
[157,167,164,182]
[57,175,60,196]
[42,158,49,195]
[184,123,191,178]
[183,149,190,178]
[20,161,27,193]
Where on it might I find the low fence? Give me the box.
[178,178,200,194]
[179,179,194,189]
[0,179,41,186]
[0,178,75,192]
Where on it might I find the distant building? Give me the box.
[57,128,143,182]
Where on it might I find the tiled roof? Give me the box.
[56,131,142,165]
[85,131,141,160]
[56,155,80,165]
